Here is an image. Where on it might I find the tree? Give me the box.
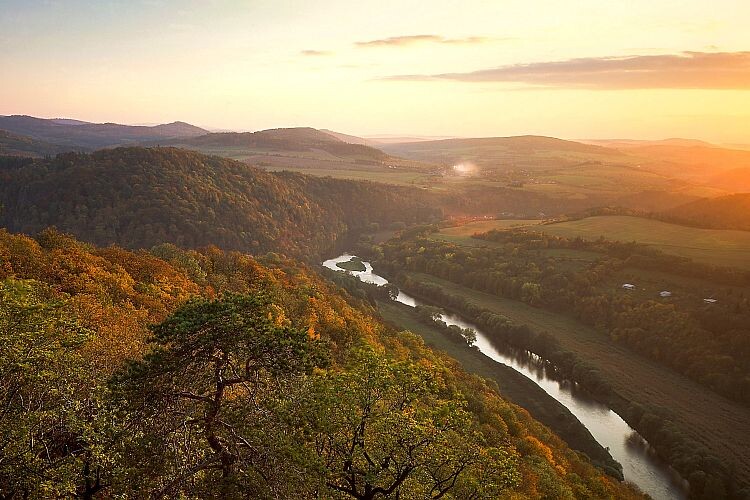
[113,294,328,498]
[295,348,519,499]
[0,279,113,499]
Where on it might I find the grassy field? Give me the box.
[435,220,543,245]
[400,272,750,486]
[441,219,544,236]
[538,216,750,269]
[263,165,437,186]
[376,300,620,474]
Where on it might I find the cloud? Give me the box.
[300,49,333,56]
[356,34,495,48]
[383,51,750,89]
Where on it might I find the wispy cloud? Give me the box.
[356,34,495,48]
[383,51,750,89]
[300,49,333,56]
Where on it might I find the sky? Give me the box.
[1,0,749,142]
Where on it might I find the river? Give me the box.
[323,254,688,500]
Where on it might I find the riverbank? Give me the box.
[393,272,750,497]
[323,253,690,499]
[376,299,624,479]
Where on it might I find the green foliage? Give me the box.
[378,228,750,497]
[662,193,750,231]
[381,228,750,402]
[0,230,644,499]
[336,256,367,272]
[293,347,520,499]
[0,279,114,498]
[0,147,441,261]
[113,294,328,498]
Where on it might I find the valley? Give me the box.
[324,253,688,499]
[436,215,750,269]
[4,2,749,498]
[1,114,749,499]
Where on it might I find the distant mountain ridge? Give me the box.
[380,134,625,170]
[0,115,207,150]
[164,126,392,163]
[0,129,72,157]
[582,138,717,148]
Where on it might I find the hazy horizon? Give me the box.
[2,0,749,143]
[3,112,748,147]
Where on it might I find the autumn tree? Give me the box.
[113,294,328,498]
[295,348,519,499]
[0,279,116,499]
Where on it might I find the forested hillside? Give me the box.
[0,130,72,157]
[662,194,750,231]
[374,226,750,497]
[0,147,440,260]
[380,228,750,403]
[0,229,642,499]
[170,127,391,163]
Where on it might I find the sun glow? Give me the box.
[451,162,477,176]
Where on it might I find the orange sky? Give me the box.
[1,0,749,142]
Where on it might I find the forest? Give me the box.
[377,227,750,403]
[661,193,750,231]
[372,226,750,498]
[0,148,440,261]
[0,228,644,499]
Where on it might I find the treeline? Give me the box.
[660,193,750,232]
[0,228,642,499]
[391,276,745,499]
[178,127,390,162]
[565,198,750,233]
[0,147,440,262]
[379,228,750,404]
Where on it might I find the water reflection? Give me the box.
[323,254,688,500]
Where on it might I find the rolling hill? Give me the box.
[0,115,207,149]
[0,229,643,499]
[0,147,440,260]
[706,167,750,193]
[169,127,390,163]
[662,193,750,231]
[381,135,625,170]
[621,144,750,186]
[319,128,379,146]
[0,129,72,157]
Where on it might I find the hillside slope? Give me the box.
[0,229,643,498]
[663,193,750,230]
[0,130,72,157]
[166,127,394,164]
[0,115,207,149]
[381,135,626,170]
[0,147,440,260]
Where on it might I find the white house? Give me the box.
[659,291,672,298]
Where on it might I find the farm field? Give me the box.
[435,219,543,245]
[441,219,544,236]
[399,271,750,487]
[262,165,437,186]
[538,216,750,269]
